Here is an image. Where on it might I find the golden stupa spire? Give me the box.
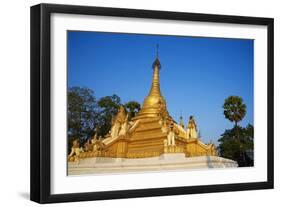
[133,45,168,120]
[148,44,162,97]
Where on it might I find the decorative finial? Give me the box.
[152,44,161,69]
[179,111,184,128]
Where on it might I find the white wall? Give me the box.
[0,0,279,206]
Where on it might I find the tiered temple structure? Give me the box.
[68,48,237,174]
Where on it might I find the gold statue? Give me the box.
[90,134,98,151]
[68,139,83,162]
[110,106,127,138]
[83,139,91,152]
[186,116,198,139]
[119,114,129,136]
[167,123,176,146]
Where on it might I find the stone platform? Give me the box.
[68,153,238,175]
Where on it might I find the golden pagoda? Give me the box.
[68,47,216,162]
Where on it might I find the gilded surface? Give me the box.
[68,55,217,161]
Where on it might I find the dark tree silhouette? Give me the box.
[124,101,141,120]
[67,87,142,150]
[218,124,254,167]
[219,95,253,167]
[223,96,246,127]
[97,94,122,137]
[67,87,98,152]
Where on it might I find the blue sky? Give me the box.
[67,31,254,144]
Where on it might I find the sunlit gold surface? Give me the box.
[133,65,168,120]
[68,56,216,161]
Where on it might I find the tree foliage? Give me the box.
[124,101,141,120]
[219,95,253,167]
[67,87,98,152]
[223,96,246,126]
[67,87,141,150]
[218,124,254,167]
[97,94,122,137]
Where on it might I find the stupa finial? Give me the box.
[152,44,161,69]
[133,44,166,120]
[179,112,184,128]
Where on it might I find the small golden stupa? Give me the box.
[68,47,216,161]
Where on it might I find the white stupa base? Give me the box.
[68,153,238,175]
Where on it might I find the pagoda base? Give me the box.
[68,154,238,175]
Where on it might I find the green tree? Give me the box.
[223,96,246,127]
[218,124,254,166]
[124,101,141,120]
[67,87,98,152]
[220,96,253,167]
[97,94,121,137]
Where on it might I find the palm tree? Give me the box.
[223,96,247,165]
[223,96,246,127]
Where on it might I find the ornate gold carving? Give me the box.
[68,54,217,161]
[68,139,83,162]
[110,106,128,138]
[186,116,198,139]
[126,151,162,158]
[164,145,184,153]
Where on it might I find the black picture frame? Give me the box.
[30,3,274,204]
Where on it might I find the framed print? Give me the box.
[30,3,274,203]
